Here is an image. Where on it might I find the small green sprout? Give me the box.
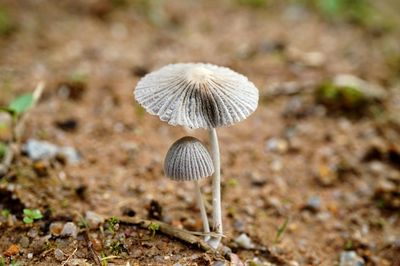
[109,240,125,255]
[274,217,289,243]
[23,209,43,224]
[8,94,34,116]
[78,217,89,228]
[148,222,160,237]
[107,216,119,234]
[0,256,4,266]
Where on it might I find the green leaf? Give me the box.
[23,216,33,224]
[8,93,34,115]
[32,209,43,219]
[148,222,160,237]
[23,209,32,216]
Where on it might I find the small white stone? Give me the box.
[61,222,78,238]
[339,251,365,266]
[85,211,104,229]
[235,233,255,249]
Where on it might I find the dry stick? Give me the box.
[61,248,78,266]
[114,216,213,252]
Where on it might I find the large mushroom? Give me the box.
[134,63,259,249]
[164,136,214,240]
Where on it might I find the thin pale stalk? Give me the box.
[208,128,222,249]
[194,180,210,241]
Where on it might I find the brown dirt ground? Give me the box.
[0,0,399,265]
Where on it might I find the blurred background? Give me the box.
[0,0,399,265]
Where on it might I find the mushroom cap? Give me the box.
[164,136,214,182]
[134,63,259,129]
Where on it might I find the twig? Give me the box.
[112,216,214,252]
[84,230,102,266]
[61,247,77,266]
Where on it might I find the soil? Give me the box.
[0,0,399,265]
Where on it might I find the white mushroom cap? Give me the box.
[164,136,214,182]
[134,63,259,129]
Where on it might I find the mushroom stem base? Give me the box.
[208,128,222,249]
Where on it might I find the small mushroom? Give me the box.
[135,63,259,248]
[164,136,214,241]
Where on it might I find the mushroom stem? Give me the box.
[208,128,222,249]
[194,180,210,241]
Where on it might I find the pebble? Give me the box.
[4,244,20,256]
[266,138,289,153]
[54,248,65,261]
[19,236,30,248]
[288,261,300,266]
[271,159,283,172]
[24,139,58,161]
[250,172,268,187]
[85,211,104,229]
[27,228,39,238]
[91,237,103,251]
[23,139,80,164]
[233,219,245,232]
[27,253,33,259]
[61,222,78,238]
[235,233,255,249]
[305,196,322,212]
[339,251,365,266]
[58,147,81,164]
[213,261,226,266]
[49,222,64,236]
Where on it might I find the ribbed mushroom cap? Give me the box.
[134,63,259,129]
[164,136,214,182]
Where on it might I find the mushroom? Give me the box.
[164,136,214,241]
[134,63,258,248]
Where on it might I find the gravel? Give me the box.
[339,251,365,266]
